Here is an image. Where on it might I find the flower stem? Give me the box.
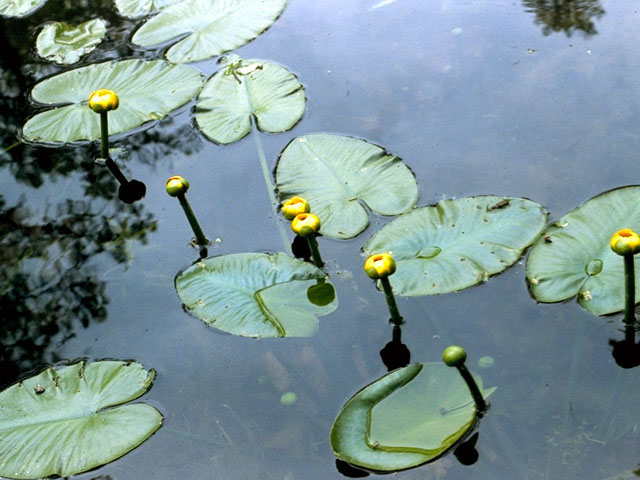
[379,277,403,325]
[100,112,109,160]
[624,253,636,326]
[456,364,488,414]
[306,235,324,268]
[178,194,208,247]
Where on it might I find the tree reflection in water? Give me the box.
[523,0,605,36]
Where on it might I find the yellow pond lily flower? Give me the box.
[88,89,119,113]
[291,213,321,237]
[611,229,640,256]
[364,252,396,279]
[166,175,190,197]
[282,197,310,220]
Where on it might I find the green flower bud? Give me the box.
[442,345,467,367]
[282,196,310,220]
[291,213,321,237]
[166,175,190,197]
[611,229,640,256]
[88,89,119,113]
[364,253,396,279]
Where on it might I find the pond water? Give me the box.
[2,0,640,478]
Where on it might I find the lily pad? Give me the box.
[275,134,418,239]
[362,196,547,296]
[195,56,305,144]
[36,19,106,65]
[22,59,204,144]
[526,186,640,315]
[0,0,46,18]
[330,363,495,472]
[175,252,337,338]
[115,0,181,18]
[0,360,162,479]
[131,0,288,63]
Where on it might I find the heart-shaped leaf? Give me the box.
[0,0,46,18]
[526,186,640,315]
[363,196,547,296]
[22,59,204,144]
[330,363,495,472]
[275,134,418,239]
[0,360,162,479]
[131,0,288,63]
[114,0,181,19]
[195,56,305,144]
[36,19,106,65]
[175,252,337,338]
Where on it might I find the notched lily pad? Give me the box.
[114,0,181,19]
[36,19,106,65]
[195,56,305,144]
[0,360,162,479]
[276,134,418,239]
[21,58,204,144]
[175,252,337,338]
[363,196,547,296]
[131,0,288,63]
[0,0,47,18]
[527,186,640,315]
[330,363,495,472]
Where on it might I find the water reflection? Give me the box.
[523,0,605,36]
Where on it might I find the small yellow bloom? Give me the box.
[611,229,640,256]
[291,213,321,237]
[166,175,190,197]
[88,89,119,113]
[364,253,396,279]
[282,197,310,220]
[442,345,467,367]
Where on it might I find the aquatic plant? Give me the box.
[291,212,324,267]
[165,175,208,248]
[610,228,640,326]
[442,345,488,414]
[364,252,402,325]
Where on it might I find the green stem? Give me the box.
[3,140,22,153]
[624,253,635,325]
[379,276,403,325]
[306,235,324,268]
[177,194,208,246]
[456,364,487,414]
[100,112,109,160]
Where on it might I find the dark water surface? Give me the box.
[2,0,640,478]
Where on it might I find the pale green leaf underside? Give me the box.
[363,196,547,296]
[115,0,181,19]
[36,19,106,65]
[131,0,288,63]
[175,252,337,338]
[0,0,46,17]
[330,363,494,472]
[276,134,418,239]
[0,361,162,479]
[527,186,640,315]
[22,59,204,144]
[195,57,305,144]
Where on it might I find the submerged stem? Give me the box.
[306,235,324,268]
[624,253,635,326]
[178,195,208,247]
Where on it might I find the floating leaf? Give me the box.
[526,186,640,315]
[195,56,305,144]
[22,59,204,144]
[175,252,337,338]
[330,363,495,472]
[36,19,106,65]
[362,196,547,296]
[0,360,162,479]
[0,0,46,18]
[114,0,181,18]
[131,0,288,63]
[275,134,418,239]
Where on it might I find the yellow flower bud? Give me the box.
[166,175,190,197]
[442,345,467,367]
[291,213,321,237]
[611,229,640,256]
[364,253,396,279]
[88,89,119,113]
[282,196,310,220]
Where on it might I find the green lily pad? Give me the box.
[362,196,547,296]
[131,0,288,63]
[36,19,106,65]
[0,360,162,479]
[175,252,337,338]
[115,0,181,18]
[195,56,305,145]
[526,186,640,315]
[0,0,46,18]
[330,363,495,472]
[275,134,418,239]
[22,59,204,144]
